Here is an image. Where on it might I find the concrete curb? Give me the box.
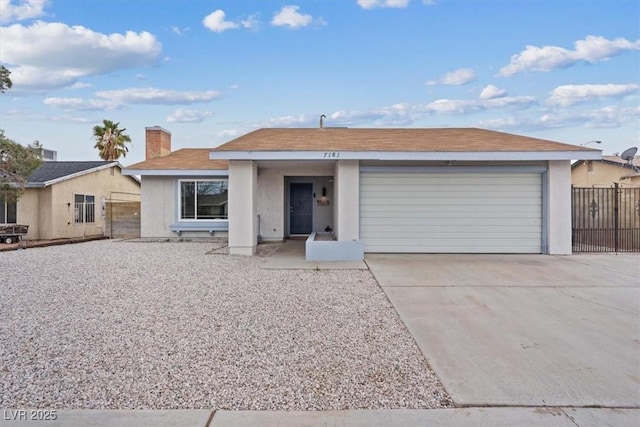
[2,408,638,427]
[0,409,213,427]
[0,235,108,252]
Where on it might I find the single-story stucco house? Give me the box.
[123,126,601,260]
[572,155,640,187]
[5,161,141,240]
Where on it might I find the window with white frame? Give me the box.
[74,194,95,223]
[180,180,228,220]
[0,196,17,224]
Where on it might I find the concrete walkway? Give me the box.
[2,408,638,427]
[261,239,367,269]
[366,254,640,408]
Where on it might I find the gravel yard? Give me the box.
[0,240,451,410]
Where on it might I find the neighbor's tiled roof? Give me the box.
[213,128,596,152]
[125,148,228,170]
[28,161,113,184]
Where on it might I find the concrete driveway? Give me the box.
[366,254,640,408]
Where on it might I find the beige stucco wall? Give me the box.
[572,161,639,187]
[229,161,258,255]
[547,160,572,255]
[140,176,176,238]
[17,166,140,240]
[334,160,360,242]
[16,189,40,240]
[139,175,231,239]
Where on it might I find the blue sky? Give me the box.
[0,0,638,163]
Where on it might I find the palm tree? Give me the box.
[92,120,132,161]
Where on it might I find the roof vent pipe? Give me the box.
[319,114,326,129]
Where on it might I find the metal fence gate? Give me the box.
[572,185,640,252]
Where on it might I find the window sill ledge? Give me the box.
[169,221,228,236]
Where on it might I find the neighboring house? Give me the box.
[572,155,640,187]
[10,161,141,240]
[124,126,600,258]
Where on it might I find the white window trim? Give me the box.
[178,179,229,222]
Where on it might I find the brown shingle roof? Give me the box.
[126,148,228,170]
[214,128,596,152]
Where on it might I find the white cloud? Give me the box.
[0,21,161,90]
[0,0,48,24]
[171,26,190,36]
[330,103,416,126]
[43,88,220,111]
[426,68,475,86]
[166,109,214,123]
[476,117,523,130]
[424,98,483,114]
[546,83,639,106]
[479,106,640,131]
[357,0,409,9]
[95,88,221,105]
[241,14,260,31]
[203,10,239,33]
[423,95,535,114]
[500,35,640,76]
[50,114,93,124]
[265,92,538,129]
[70,82,91,89]
[483,95,536,109]
[203,10,260,32]
[479,84,506,100]
[264,114,313,127]
[272,5,324,29]
[540,106,640,129]
[43,97,118,111]
[216,129,241,139]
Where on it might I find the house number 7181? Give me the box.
[323,152,340,158]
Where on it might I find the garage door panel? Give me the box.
[362,199,542,207]
[362,174,540,186]
[360,172,543,253]
[362,221,542,231]
[361,205,541,216]
[364,244,539,254]
[361,191,541,201]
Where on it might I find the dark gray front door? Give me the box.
[290,183,313,234]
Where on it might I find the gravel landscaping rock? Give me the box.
[0,240,451,410]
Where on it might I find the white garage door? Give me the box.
[360,172,543,253]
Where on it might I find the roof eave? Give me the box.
[27,162,119,187]
[122,169,229,176]
[209,150,602,162]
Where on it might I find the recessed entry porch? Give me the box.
[228,159,364,259]
[251,161,337,244]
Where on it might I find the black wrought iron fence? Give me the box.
[572,184,640,252]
